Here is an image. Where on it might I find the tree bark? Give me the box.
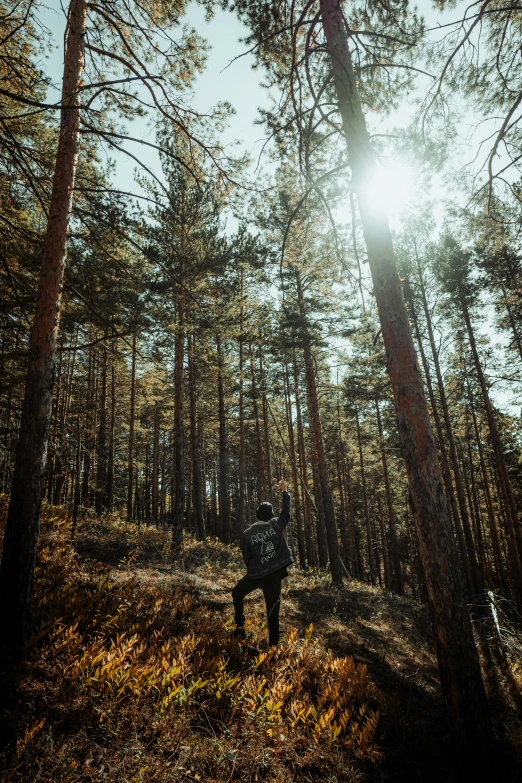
[310,443,329,568]
[414,258,483,595]
[250,345,267,504]
[467,381,508,595]
[171,308,185,550]
[54,340,77,505]
[461,417,487,581]
[237,280,246,540]
[127,335,136,520]
[284,361,306,567]
[406,285,475,595]
[82,350,93,504]
[375,397,403,593]
[405,495,417,599]
[89,355,100,509]
[188,333,205,540]
[293,353,316,566]
[259,349,273,503]
[210,448,218,538]
[144,453,149,524]
[459,288,522,592]
[95,347,108,515]
[46,350,63,504]
[375,494,388,588]
[355,405,375,584]
[295,267,342,583]
[107,351,116,512]
[335,446,351,575]
[320,0,493,761]
[342,449,360,578]
[152,402,160,523]
[0,0,87,652]
[216,334,231,544]
[72,415,81,538]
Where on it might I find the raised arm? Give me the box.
[275,477,291,531]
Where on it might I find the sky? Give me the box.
[40,0,273,198]
[39,0,510,234]
[39,0,449,208]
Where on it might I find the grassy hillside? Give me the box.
[1,503,521,782]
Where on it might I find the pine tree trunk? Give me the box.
[0,0,87,653]
[238,287,246,540]
[342,449,360,578]
[145,440,151,524]
[188,334,205,540]
[52,351,67,505]
[106,352,116,512]
[134,463,140,526]
[376,494,391,588]
[210,452,218,538]
[335,446,351,574]
[320,0,493,760]
[460,289,522,587]
[89,355,99,509]
[127,335,136,520]
[259,350,273,503]
[414,262,483,595]
[407,286,474,595]
[152,402,160,523]
[355,405,375,584]
[171,311,185,550]
[47,350,62,504]
[335,396,352,576]
[250,346,267,503]
[461,419,486,581]
[405,496,417,599]
[82,350,93,504]
[95,347,108,515]
[284,362,306,567]
[370,497,383,588]
[295,268,342,583]
[185,451,192,534]
[375,397,403,593]
[468,382,508,595]
[217,334,231,544]
[72,415,81,538]
[311,445,329,567]
[293,354,316,566]
[54,341,77,506]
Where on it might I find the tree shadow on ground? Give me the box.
[285,581,521,782]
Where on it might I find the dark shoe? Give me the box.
[232,627,246,640]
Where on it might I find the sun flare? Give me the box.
[364,163,417,217]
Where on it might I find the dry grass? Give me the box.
[0,508,380,783]
[1,503,521,781]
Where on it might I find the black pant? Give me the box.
[232,568,286,646]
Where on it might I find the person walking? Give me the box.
[232,477,293,647]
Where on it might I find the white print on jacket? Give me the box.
[251,526,276,564]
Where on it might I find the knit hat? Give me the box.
[256,502,274,521]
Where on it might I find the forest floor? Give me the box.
[1,503,522,782]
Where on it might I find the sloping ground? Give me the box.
[1,507,521,781]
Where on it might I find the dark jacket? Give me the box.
[240,491,294,579]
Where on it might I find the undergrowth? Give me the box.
[0,507,380,782]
